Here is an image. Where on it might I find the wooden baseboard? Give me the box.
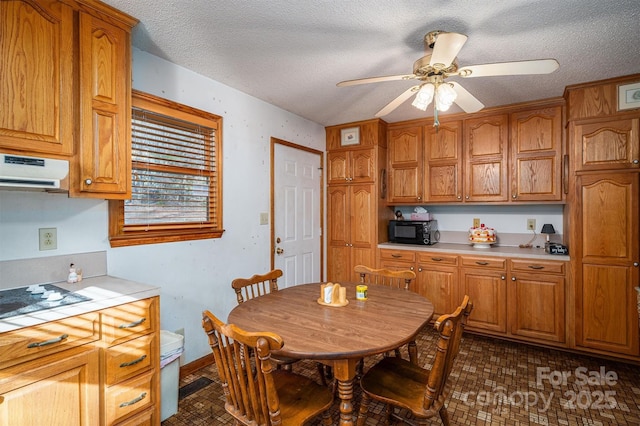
[179,353,214,380]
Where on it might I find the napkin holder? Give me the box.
[317,283,348,307]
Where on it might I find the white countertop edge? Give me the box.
[0,275,160,333]
[378,242,570,261]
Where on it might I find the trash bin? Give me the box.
[160,330,185,421]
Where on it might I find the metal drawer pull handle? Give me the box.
[120,354,147,368]
[431,257,443,261]
[528,265,545,270]
[118,318,146,329]
[391,254,402,258]
[119,392,147,408]
[27,334,69,348]
[475,261,489,265]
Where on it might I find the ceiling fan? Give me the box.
[337,30,559,124]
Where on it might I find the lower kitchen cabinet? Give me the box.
[460,256,508,334]
[0,346,100,426]
[0,296,160,426]
[415,252,458,319]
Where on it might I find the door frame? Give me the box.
[270,137,325,281]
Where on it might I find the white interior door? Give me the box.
[273,141,322,288]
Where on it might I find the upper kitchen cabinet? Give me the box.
[464,113,509,202]
[0,0,137,199]
[327,148,375,185]
[510,104,564,201]
[387,125,423,203]
[0,0,74,156]
[423,120,463,202]
[571,117,639,172]
[73,10,133,198]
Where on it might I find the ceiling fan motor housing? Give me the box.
[413,55,458,77]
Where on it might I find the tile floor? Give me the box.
[162,328,640,425]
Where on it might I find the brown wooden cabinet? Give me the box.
[415,252,458,318]
[424,120,464,202]
[460,256,508,333]
[387,126,423,203]
[0,347,100,426]
[464,114,510,202]
[0,0,75,156]
[571,117,639,172]
[574,172,639,356]
[0,296,160,425]
[510,105,563,201]
[0,0,136,199]
[327,148,375,185]
[508,259,565,343]
[73,10,133,199]
[326,119,388,282]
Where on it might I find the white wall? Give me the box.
[0,49,326,364]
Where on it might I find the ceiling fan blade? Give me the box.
[449,82,484,113]
[429,32,468,69]
[375,86,419,117]
[457,59,559,78]
[337,74,416,87]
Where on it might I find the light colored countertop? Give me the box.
[0,275,160,333]
[379,242,570,261]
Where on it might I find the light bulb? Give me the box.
[436,83,457,111]
[411,84,434,111]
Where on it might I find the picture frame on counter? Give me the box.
[340,127,360,146]
[617,81,640,111]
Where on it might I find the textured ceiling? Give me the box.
[102,0,640,126]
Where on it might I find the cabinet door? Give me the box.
[424,121,463,202]
[573,118,639,172]
[416,264,457,319]
[464,114,509,202]
[508,272,565,343]
[460,267,507,333]
[75,12,131,198]
[0,347,99,426]
[0,0,74,156]
[510,106,563,201]
[350,148,375,183]
[327,151,349,184]
[388,126,423,203]
[576,173,639,355]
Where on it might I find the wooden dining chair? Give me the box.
[355,264,418,361]
[202,310,333,426]
[355,295,473,426]
[354,265,416,291]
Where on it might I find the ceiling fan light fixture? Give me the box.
[436,83,457,110]
[411,84,435,110]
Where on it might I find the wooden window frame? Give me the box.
[109,90,223,247]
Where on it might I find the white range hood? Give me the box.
[0,153,69,192]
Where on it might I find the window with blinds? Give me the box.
[109,91,223,247]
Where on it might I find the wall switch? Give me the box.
[527,219,536,231]
[473,218,480,228]
[39,228,57,250]
[260,212,269,225]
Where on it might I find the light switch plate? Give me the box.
[260,212,269,225]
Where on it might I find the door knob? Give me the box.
[276,248,284,255]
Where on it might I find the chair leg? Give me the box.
[356,393,371,426]
[408,339,418,365]
[438,406,450,426]
[321,410,332,426]
[317,362,328,386]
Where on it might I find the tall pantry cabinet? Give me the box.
[565,74,640,359]
[326,119,391,282]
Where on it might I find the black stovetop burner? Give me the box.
[0,284,91,320]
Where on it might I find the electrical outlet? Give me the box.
[527,219,536,231]
[260,212,269,225]
[39,228,57,250]
[473,218,480,228]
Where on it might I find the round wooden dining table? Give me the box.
[228,281,434,426]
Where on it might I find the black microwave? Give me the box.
[389,220,440,245]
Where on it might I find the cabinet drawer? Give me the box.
[461,256,506,269]
[0,312,100,368]
[105,370,156,424]
[102,298,158,346]
[417,252,458,266]
[509,259,565,274]
[380,249,416,263]
[105,333,156,386]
